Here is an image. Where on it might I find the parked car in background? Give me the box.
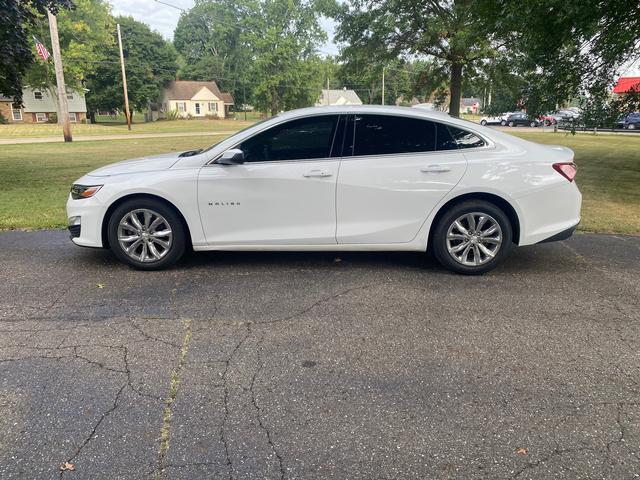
[479,113,514,126]
[506,112,540,127]
[621,112,640,129]
[539,114,557,126]
[67,105,581,275]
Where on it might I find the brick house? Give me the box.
[0,87,88,123]
[161,81,234,119]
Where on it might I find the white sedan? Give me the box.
[67,106,581,274]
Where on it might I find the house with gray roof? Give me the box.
[0,87,87,123]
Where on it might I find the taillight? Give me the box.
[552,162,577,182]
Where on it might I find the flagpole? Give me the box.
[46,10,72,142]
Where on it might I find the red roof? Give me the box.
[613,77,640,94]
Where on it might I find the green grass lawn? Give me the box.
[0,130,638,234]
[0,118,255,138]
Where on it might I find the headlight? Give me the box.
[70,184,103,199]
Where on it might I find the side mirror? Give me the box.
[217,148,245,165]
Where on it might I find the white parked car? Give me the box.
[67,106,581,274]
[479,113,513,126]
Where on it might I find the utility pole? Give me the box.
[117,24,132,131]
[326,76,330,105]
[47,10,72,142]
[381,66,385,105]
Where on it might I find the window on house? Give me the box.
[35,112,47,122]
[195,103,200,115]
[11,108,22,121]
[208,102,218,112]
[69,112,77,123]
[67,93,73,100]
[34,91,43,100]
[177,102,186,113]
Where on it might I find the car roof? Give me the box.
[278,104,476,130]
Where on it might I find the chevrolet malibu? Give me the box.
[67,106,581,274]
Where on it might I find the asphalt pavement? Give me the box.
[0,231,639,479]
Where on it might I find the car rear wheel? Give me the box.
[107,198,186,270]
[432,200,513,275]
[530,121,537,127]
[629,123,636,130]
[508,121,515,127]
[500,120,507,126]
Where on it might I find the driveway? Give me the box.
[0,231,638,479]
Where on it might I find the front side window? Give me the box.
[239,115,339,162]
[352,114,437,156]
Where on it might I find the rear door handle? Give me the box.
[420,165,451,173]
[303,170,332,178]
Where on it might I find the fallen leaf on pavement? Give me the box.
[60,462,75,471]
[515,447,528,455]
[96,283,105,289]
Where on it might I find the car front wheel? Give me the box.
[530,121,537,127]
[628,123,636,130]
[480,120,487,126]
[107,198,186,270]
[431,200,513,274]
[508,121,515,127]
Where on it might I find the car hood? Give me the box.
[87,152,183,177]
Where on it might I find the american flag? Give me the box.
[33,36,50,62]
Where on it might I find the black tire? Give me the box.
[107,198,186,270]
[480,120,487,126]
[529,121,537,127]
[500,120,507,126]
[508,121,515,127]
[431,200,513,275]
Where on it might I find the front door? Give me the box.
[198,114,341,245]
[336,114,470,244]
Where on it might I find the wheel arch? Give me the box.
[428,192,521,247]
[101,193,193,249]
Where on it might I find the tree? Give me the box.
[334,0,494,116]
[0,0,73,103]
[243,0,327,115]
[85,16,178,117]
[173,0,251,103]
[482,1,640,115]
[25,0,114,92]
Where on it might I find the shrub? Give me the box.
[0,111,7,124]
[47,112,58,123]
[165,109,179,120]
[205,113,220,120]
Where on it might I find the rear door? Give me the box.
[335,114,471,244]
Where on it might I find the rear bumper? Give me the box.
[537,223,578,243]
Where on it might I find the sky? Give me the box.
[108,0,339,55]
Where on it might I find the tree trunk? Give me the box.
[448,62,463,118]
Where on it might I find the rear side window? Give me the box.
[353,115,437,156]
[239,115,338,162]
[447,126,486,149]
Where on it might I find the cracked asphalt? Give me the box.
[0,230,639,479]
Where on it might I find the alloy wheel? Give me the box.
[445,212,503,266]
[117,208,173,262]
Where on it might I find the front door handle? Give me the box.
[420,165,451,173]
[303,170,332,178]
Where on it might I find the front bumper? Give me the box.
[66,193,106,248]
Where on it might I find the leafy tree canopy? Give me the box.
[85,15,178,114]
[0,0,73,103]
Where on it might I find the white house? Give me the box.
[316,88,363,106]
[0,87,87,123]
[161,80,234,119]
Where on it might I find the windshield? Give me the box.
[201,116,275,153]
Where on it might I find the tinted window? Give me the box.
[239,115,338,162]
[447,126,486,149]
[353,115,436,156]
[435,123,458,150]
